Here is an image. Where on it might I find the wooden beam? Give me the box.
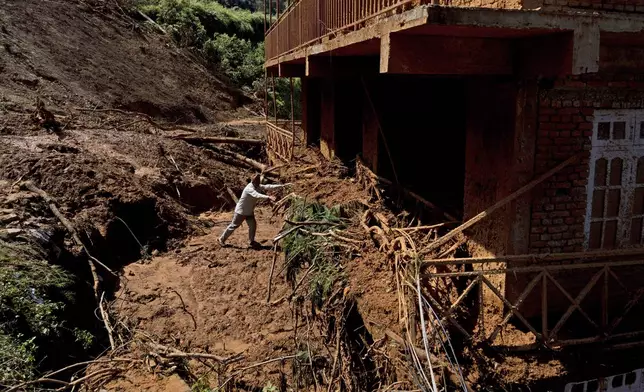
[279,63,305,77]
[306,55,379,77]
[381,34,513,75]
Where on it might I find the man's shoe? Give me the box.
[218,237,227,247]
[249,241,261,249]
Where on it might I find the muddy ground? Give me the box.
[4,0,644,391]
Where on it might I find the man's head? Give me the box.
[251,174,261,187]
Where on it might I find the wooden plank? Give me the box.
[424,153,581,254]
[424,247,644,265]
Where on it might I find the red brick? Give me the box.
[560,108,580,115]
[556,123,575,130]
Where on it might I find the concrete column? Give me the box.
[362,90,379,173]
[301,77,321,146]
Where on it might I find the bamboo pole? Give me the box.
[289,77,295,160]
[424,153,582,254]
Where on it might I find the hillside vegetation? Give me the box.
[134,0,301,118]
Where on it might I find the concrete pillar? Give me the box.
[301,77,321,146]
[362,90,379,173]
[464,78,518,334]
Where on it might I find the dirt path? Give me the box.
[111,207,296,387]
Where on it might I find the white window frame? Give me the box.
[584,109,644,250]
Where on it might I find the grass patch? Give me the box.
[282,198,349,310]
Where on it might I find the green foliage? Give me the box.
[0,333,36,382]
[135,0,301,119]
[138,0,264,44]
[204,33,264,87]
[191,376,217,391]
[0,241,91,384]
[282,198,347,308]
[260,77,302,119]
[262,382,279,392]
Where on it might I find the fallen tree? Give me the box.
[171,135,264,146]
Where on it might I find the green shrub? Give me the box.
[0,333,36,382]
[139,0,264,43]
[204,33,264,87]
[0,241,91,384]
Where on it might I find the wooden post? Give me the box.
[290,77,295,160]
[264,0,267,33]
[264,69,268,119]
[272,75,278,123]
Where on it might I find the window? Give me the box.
[586,110,644,249]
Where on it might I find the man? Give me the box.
[219,174,289,247]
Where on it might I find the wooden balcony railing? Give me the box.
[265,0,415,61]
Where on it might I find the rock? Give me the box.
[0,213,19,224]
[3,192,38,205]
[0,228,22,239]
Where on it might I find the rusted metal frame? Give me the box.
[267,127,290,162]
[266,0,301,35]
[554,330,644,346]
[425,287,473,340]
[424,247,644,265]
[545,270,601,333]
[602,266,609,330]
[297,3,304,46]
[478,273,485,338]
[426,258,644,278]
[289,77,295,161]
[606,287,644,336]
[435,275,481,328]
[266,0,415,61]
[267,121,294,138]
[480,276,542,341]
[556,330,644,347]
[549,268,605,339]
[485,273,544,344]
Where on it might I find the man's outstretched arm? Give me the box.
[261,182,293,190]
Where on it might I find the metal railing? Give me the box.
[424,252,644,349]
[265,0,416,61]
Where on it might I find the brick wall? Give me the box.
[529,74,644,254]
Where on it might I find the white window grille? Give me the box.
[586,110,644,250]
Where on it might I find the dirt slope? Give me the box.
[0,0,264,268]
[0,0,244,124]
